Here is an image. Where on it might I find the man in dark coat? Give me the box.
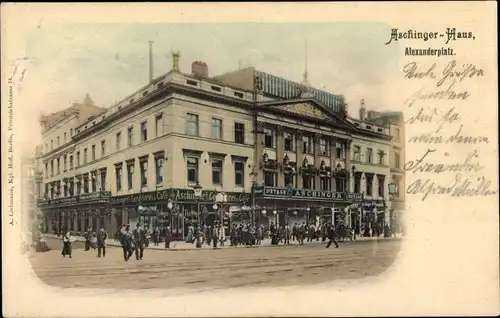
[132,223,146,260]
[97,226,108,258]
[212,222,219,248]
[84,227,92,251]
[120,225,134,261]
[325,224,339,248]
[164,226,172,249]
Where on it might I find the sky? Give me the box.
[17,22,400,148]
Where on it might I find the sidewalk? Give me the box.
[44,234,400,252]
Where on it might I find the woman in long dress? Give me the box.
[61,231,72,258]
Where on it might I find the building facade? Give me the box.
[37,56,393,239]
[364,108,406,224]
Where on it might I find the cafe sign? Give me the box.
[36,191,112,208]
[111,188,251,206]
[254,186,364,202]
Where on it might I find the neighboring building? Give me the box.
[362,101,406,224]
[37,54,393,238]
[20,152,37,247]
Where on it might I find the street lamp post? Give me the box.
[214,192,228,225]
[192,181,203,226]
[388,181,398,232]
[272,209,278,226]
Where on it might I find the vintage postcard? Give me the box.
[1,2,498,317]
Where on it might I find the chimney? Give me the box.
[359,99,366,121]
[148,41,154,83]
[171,51,181,72]
[191,61,209,77]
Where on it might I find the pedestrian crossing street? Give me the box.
[30,240,401,290]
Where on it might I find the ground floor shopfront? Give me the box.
[37,192,113,235]
[252,186,365,229]
[110,188,252,240]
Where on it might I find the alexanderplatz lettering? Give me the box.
[255,186,363,202]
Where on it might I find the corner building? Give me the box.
[37,57,392,238]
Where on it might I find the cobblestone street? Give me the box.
[30,239,401,290]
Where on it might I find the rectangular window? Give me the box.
[45,163,48,178]
[83,148,88,164]
[302,175,315,189]
[337,178,347,193]
[51,140,53,151]
[264,128,274,148]
[63,155,67,171]
[64,132,67,143]
[211,118,223,140]
[211,159,223,185]
[366,176,373,196]
[100,169,107,191]
[116,166,123,191]
[69,155,73,170]
[76,151,80,167]
[83,175,89,193]
[155,114,163,137]
[127,127,133,147]
[395,152,401,169]
[320,138,328,156]
[303,135,314,154]
[234,161,244,187]
[186,113,199,136]
[91,145,96,161]
[353,145,361,161]
[155,157,164,185]
[234,123,245,144]
[366,148,373,163]
[284,173,294,187]
[354,175,361,193]
[320,176,331,191]
[101,140,106,156]
[394,128,400,142]
[56,158,60,175]
[70,128,73,136]
[378,151,385,165]
[187,157,199,184]
[378,176,385,197]
[140,160,148,187]
[127,164,134,190]
[116,132,121,151]
[141,121,148,142]
[284,132,295,152]
[91,172,97,191]
[264,170,276,187]
[57,136,60,146]
[336,142,345,159]
[50,160,54,177]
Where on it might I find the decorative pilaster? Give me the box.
[295,129,304,188]
[276,125,285,187]
[314,133,322,190]
[330,137,337,191]
[346,139,353,192]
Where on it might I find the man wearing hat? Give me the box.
[96,225,108,258]
[120,224,134,261]
[132,223,147,260]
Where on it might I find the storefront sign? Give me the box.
[254,186,364,202]
[36,191,112,208]
[362,200,386,209]
[111,188,251,206]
